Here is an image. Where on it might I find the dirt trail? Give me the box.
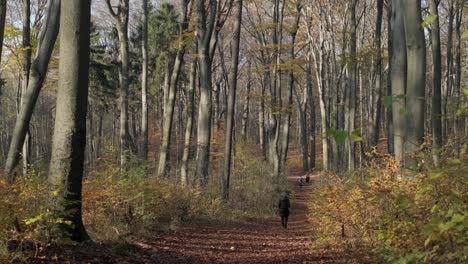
[134,174,344,264]
[31,173,349,263]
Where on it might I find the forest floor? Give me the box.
[30,171,355,264]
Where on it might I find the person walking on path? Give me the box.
[278,193,290,228]
[297,176,303,191]
[305,173,310,184]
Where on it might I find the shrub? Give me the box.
[309,148,467,263]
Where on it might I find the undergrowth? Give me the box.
[0,143,282,263]
[309,142,467,263]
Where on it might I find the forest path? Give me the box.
[134,172,345,264]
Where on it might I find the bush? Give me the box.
[309,148,467,263]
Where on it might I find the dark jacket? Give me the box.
[278,197,290,216]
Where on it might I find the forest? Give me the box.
[0,0,466,263]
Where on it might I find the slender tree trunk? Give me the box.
[106,0,132,174]
[346,0,357,171]
[402,0,426,162]
[259,74,266,157]
[443,0,454,140]
[390,0,406,163]
[48,0,91,242]
[222,0,242,200]
[307,64,316,169]
[280,4,301,175]
[195,0,217,185]
[313,48,328,171]
[453,1,463,134]
[158,2,190,177]
[21,0,32,175]
[386,1,394,155]
[5,0,60,182]
[241,63,251,141]
[158,48,187,177]
[295,86,308,172]
[370,0,384,147]
[181,49,197,187]
[141,0,148,163]
[428,0,442,166]
[0,0,7,65]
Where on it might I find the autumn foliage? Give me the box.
[308,145,467,263]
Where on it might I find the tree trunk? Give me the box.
[390,0,406,163]
[311,39,328,171]
[241,63,251,141]
[280,4,300,175]
[141,0,148,164]
[181,48,197,187]
[443,0,454,140]
[221,0,242,200]
[370,0,384,147]
[21,0,32,175]
[386,0,394,155]
[428,0,442,166]
[259,74,266,157]
[402,0,426,162]
[5,0,60,182]
[195,0,218,185]
[346,0,357,171]
[157,2,190,177]
[106,0,132,174]
[307,64,316,169]
[453,1,463,135]
[48,0,90,242]
[0,0,7,65]
[295,86,308,172]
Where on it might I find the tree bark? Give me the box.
[346,0,357,171]
[5,0,60,182]
[280,3,301,175]
[370,0,384,147]
[48,0,91,242]
[306,63,316,169]
[402,0,426,161]
[21,0,32,175]
[453,1,463,134]
[295,85,308,172]
[181,47,197,187]
[195,0,218,185]
[0,0,7,65]
[443,0,454,139]
[106,0,132,174]
[241,63,251,141]
[221,0,242,200]
[386,0,394,155]
[428,0,442,166]
[141,0,148,164]
[157,1,191,177]
[390,0,406,163]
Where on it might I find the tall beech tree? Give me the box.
[0,0,6,65]
[428,0,442,166]
[48,0,91,242]
[390,0,406,163]
[5,0,60,182]
[141,0,149,163]
[221,0,242,200]
[157,0,191,177]
[106,0,132,173]
[20,0,32,175]
[402,0,426,163]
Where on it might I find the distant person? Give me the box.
[278,193,290,228]
[305,173,310,184]
[297,176,303,191]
